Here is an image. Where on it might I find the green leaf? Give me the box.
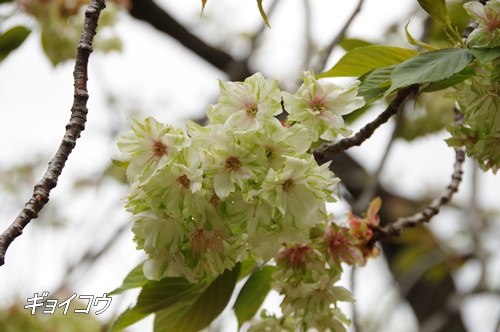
[356,65,394,102]
[339,38,372,52]
[238,257,257,281]
[257,0,271,28]
[386,48,474,95]
[154,264,241,332]
[405,21,439,51]
[41,26,77,66]
[359,66,395,92]
[423,66,475,92]
[111,307,150,331]
[357,87,389,103]
[136,277,205,314]
[109,261,148,296]
[233,265,275,327]
[491,59,500,82]
[111,158,129,169]
[318,46,419,78]
[417,0,450,25]
[343,103,374,124]
[400,90,455,141]
[152,297,199,332]
[471,47,500,65]
[0,26,31,61]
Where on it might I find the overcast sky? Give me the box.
[0,1,498,331]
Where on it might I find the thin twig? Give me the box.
[314,0,365,73]
[52,222,130,296]
[369,109,466,243]
[0,0,106,266]
[368,0,481,241]
[313,85,419,162]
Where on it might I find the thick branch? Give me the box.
[370,109,466,243]
[313,85,419,162]
[0,0,106,266]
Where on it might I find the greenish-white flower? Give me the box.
[283,70,365,141]
[207,73,282,133]
[143,148,205,218]
[241,121,312,171]
[117,117,190,183]
[131,210,185,255]
[204,131,262,200]
[260,155,338,228]
[464,0,500,48]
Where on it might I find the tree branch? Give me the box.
[52,222,130,296]
[0,0,106,266]
[353,112,403,212]
[128,0,252,81]
[313,85,419,162]
[370,109,466,243]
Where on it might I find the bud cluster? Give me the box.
[250,198,382,332]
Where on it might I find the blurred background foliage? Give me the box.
[0,0,499,331]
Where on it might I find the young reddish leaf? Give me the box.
[318,46,419,78]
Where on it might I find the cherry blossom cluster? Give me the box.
[249,198,382,332]
[116,71,365,283]
[447,0,500,173]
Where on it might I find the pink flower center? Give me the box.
[152,141,167,157]
[278,244,313,271]
[225,156,241,171]
[282,179,295,192]
[176,174,190,189]
[310,95,327,112]
[244,104,259,118]
[191,228,224,255]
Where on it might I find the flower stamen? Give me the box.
[225,156,242,171]
[152,141,167,157]
[245,105,259,118]
[177,174,190,189]
[282,179,295,192]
